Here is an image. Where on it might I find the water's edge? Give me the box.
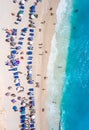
[47,0,72,129]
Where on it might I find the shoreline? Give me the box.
[47,0,72,129]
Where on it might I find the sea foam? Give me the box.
[47,0,72,130]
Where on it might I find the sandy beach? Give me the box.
[0,0,59,130]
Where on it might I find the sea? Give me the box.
[47,0,89,130]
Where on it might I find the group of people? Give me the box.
[5,0,42,129]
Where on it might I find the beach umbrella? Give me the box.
[29,88,34,91]
[28,81,33,84]
[8,86,12,90]
[11,99,16,103]
[31,115,35,120]
[15,83,20,86]
[17,96,22,100]
[21,124,27,129]
[22,27,28,32]
[20,106,25,111]
[29,33,34,36]
[10,42,16,46]
[27,51,33,55]
[14,75,19,79]
[13,72,19,75]
[30,123,34,128]
[29,29,34,32]
[19,10,24,14]
[20,115,26,120]
[6,33,10,37]
[16,46,21,50]
[18,41,23,45]
[5,92,10,96]
[13,106,18,111]
[20,5,25,9]
[6,29,12,34]
[10,36,15,42]
[19,37,24,40]
[27,61,32,65]
[11,50,17,54]
[11,93,16,97]
[30,5,36,12]
[16,60,20,65]
[20,0,25,5]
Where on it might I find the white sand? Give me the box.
[0,0,59,130]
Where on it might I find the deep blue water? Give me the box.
[60,0,89,130]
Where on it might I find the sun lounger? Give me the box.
[8,67,18,71]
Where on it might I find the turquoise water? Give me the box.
[60,0,89,130]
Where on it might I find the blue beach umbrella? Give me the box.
[11,50,17,54]
[28,56,33,60]
[30,5,36,12]
[27,61,32,65]
[13,72,19,75]
[16,46,22,50]
[27,51,33,55]
[22,27,28,32]
[29,29,34,32]
[28,37,34,41]
[14,75,19,79]
[29,88,34,91]
[29,33,34,36]
[20,106,25,111]
[21,124,27,129]
[30,123,34,128]
[20,115,26,120]
[18,41,23,45]
[13,106,18,111]
[15,83,20,86]
[28,80,34,84]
